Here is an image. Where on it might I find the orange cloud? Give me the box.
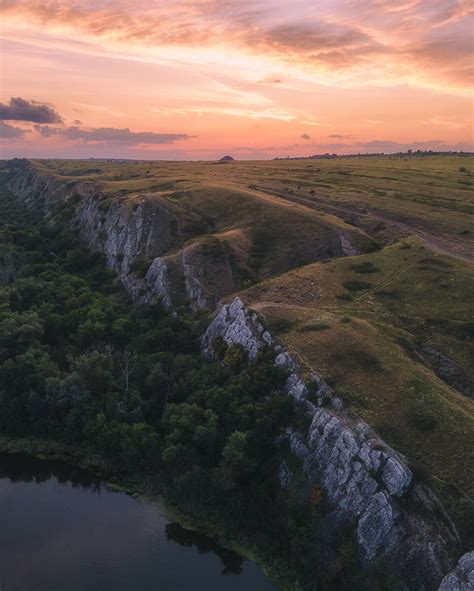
[1,0,472,91]
[0,1,472,159]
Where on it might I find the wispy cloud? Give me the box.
[1,0,472,91]
[34,125,194,145]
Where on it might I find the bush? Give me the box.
[212,336,228,361]
[129,257,153,278]
[350,261,380,274]
[375,290,399,299]
[223,344,248,371]
[342,280,373,291]
[408,410,437,432]
[299,317,333,332]
[407,377,438,432]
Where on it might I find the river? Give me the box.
[0,453,278,591]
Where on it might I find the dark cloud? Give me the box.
[0,97,63,123]
[301,133,311,140]
[328,134,351,139]
[253,20,387,68]
[72,119,82,125]
[0,121,28,138]
[34,125,194,144]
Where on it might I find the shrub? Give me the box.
[350,261,380,274]
[212,336,228,361]
[408,410,437,432]
[375,290,399,299]
[266,316,295,334]
[223,344,248,371]
[308,486,323,509]
[364,241,382,253]
[407,377,438,432]
[299,317,333,332]
[342,280,373,291]
[129,257,153,278]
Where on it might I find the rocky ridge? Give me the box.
[439,552,474,590]
[4,160,176,307]
[202,297,462,590]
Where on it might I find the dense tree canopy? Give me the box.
[0,187,294,508]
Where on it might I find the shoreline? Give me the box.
[0,435,292,590]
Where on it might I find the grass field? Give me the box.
[30,154,474,249]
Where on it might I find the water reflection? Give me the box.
[0,452,277,590]
[166,522,244,575]
[0,452,103,492]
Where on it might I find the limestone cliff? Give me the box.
[4,160,175,307]
[202,297,462,591]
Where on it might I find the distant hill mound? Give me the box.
[218,155,235,161]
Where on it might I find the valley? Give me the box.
[0,154,473,590]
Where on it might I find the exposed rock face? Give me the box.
[181,243,216,311]
[439,552,474,590]
[422,345,473,400]
[121,257,172,308]
[3,160,176,307]
[144,257,172,307]
[74,195,178,276]
[339,231,359,256]
[203,296,461,591]
[202,297,272,360]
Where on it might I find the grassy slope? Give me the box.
[239,237,474,544]
[30,155,474,238]
[26,160,375,300]
[227,156,474,238]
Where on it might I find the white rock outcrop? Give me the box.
[439,552,474,591]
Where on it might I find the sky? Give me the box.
[0,0,473,159]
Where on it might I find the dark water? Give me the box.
[0,453,278,591]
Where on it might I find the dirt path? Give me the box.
[248,185,474,264]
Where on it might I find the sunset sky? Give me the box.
[0,0,473,159]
